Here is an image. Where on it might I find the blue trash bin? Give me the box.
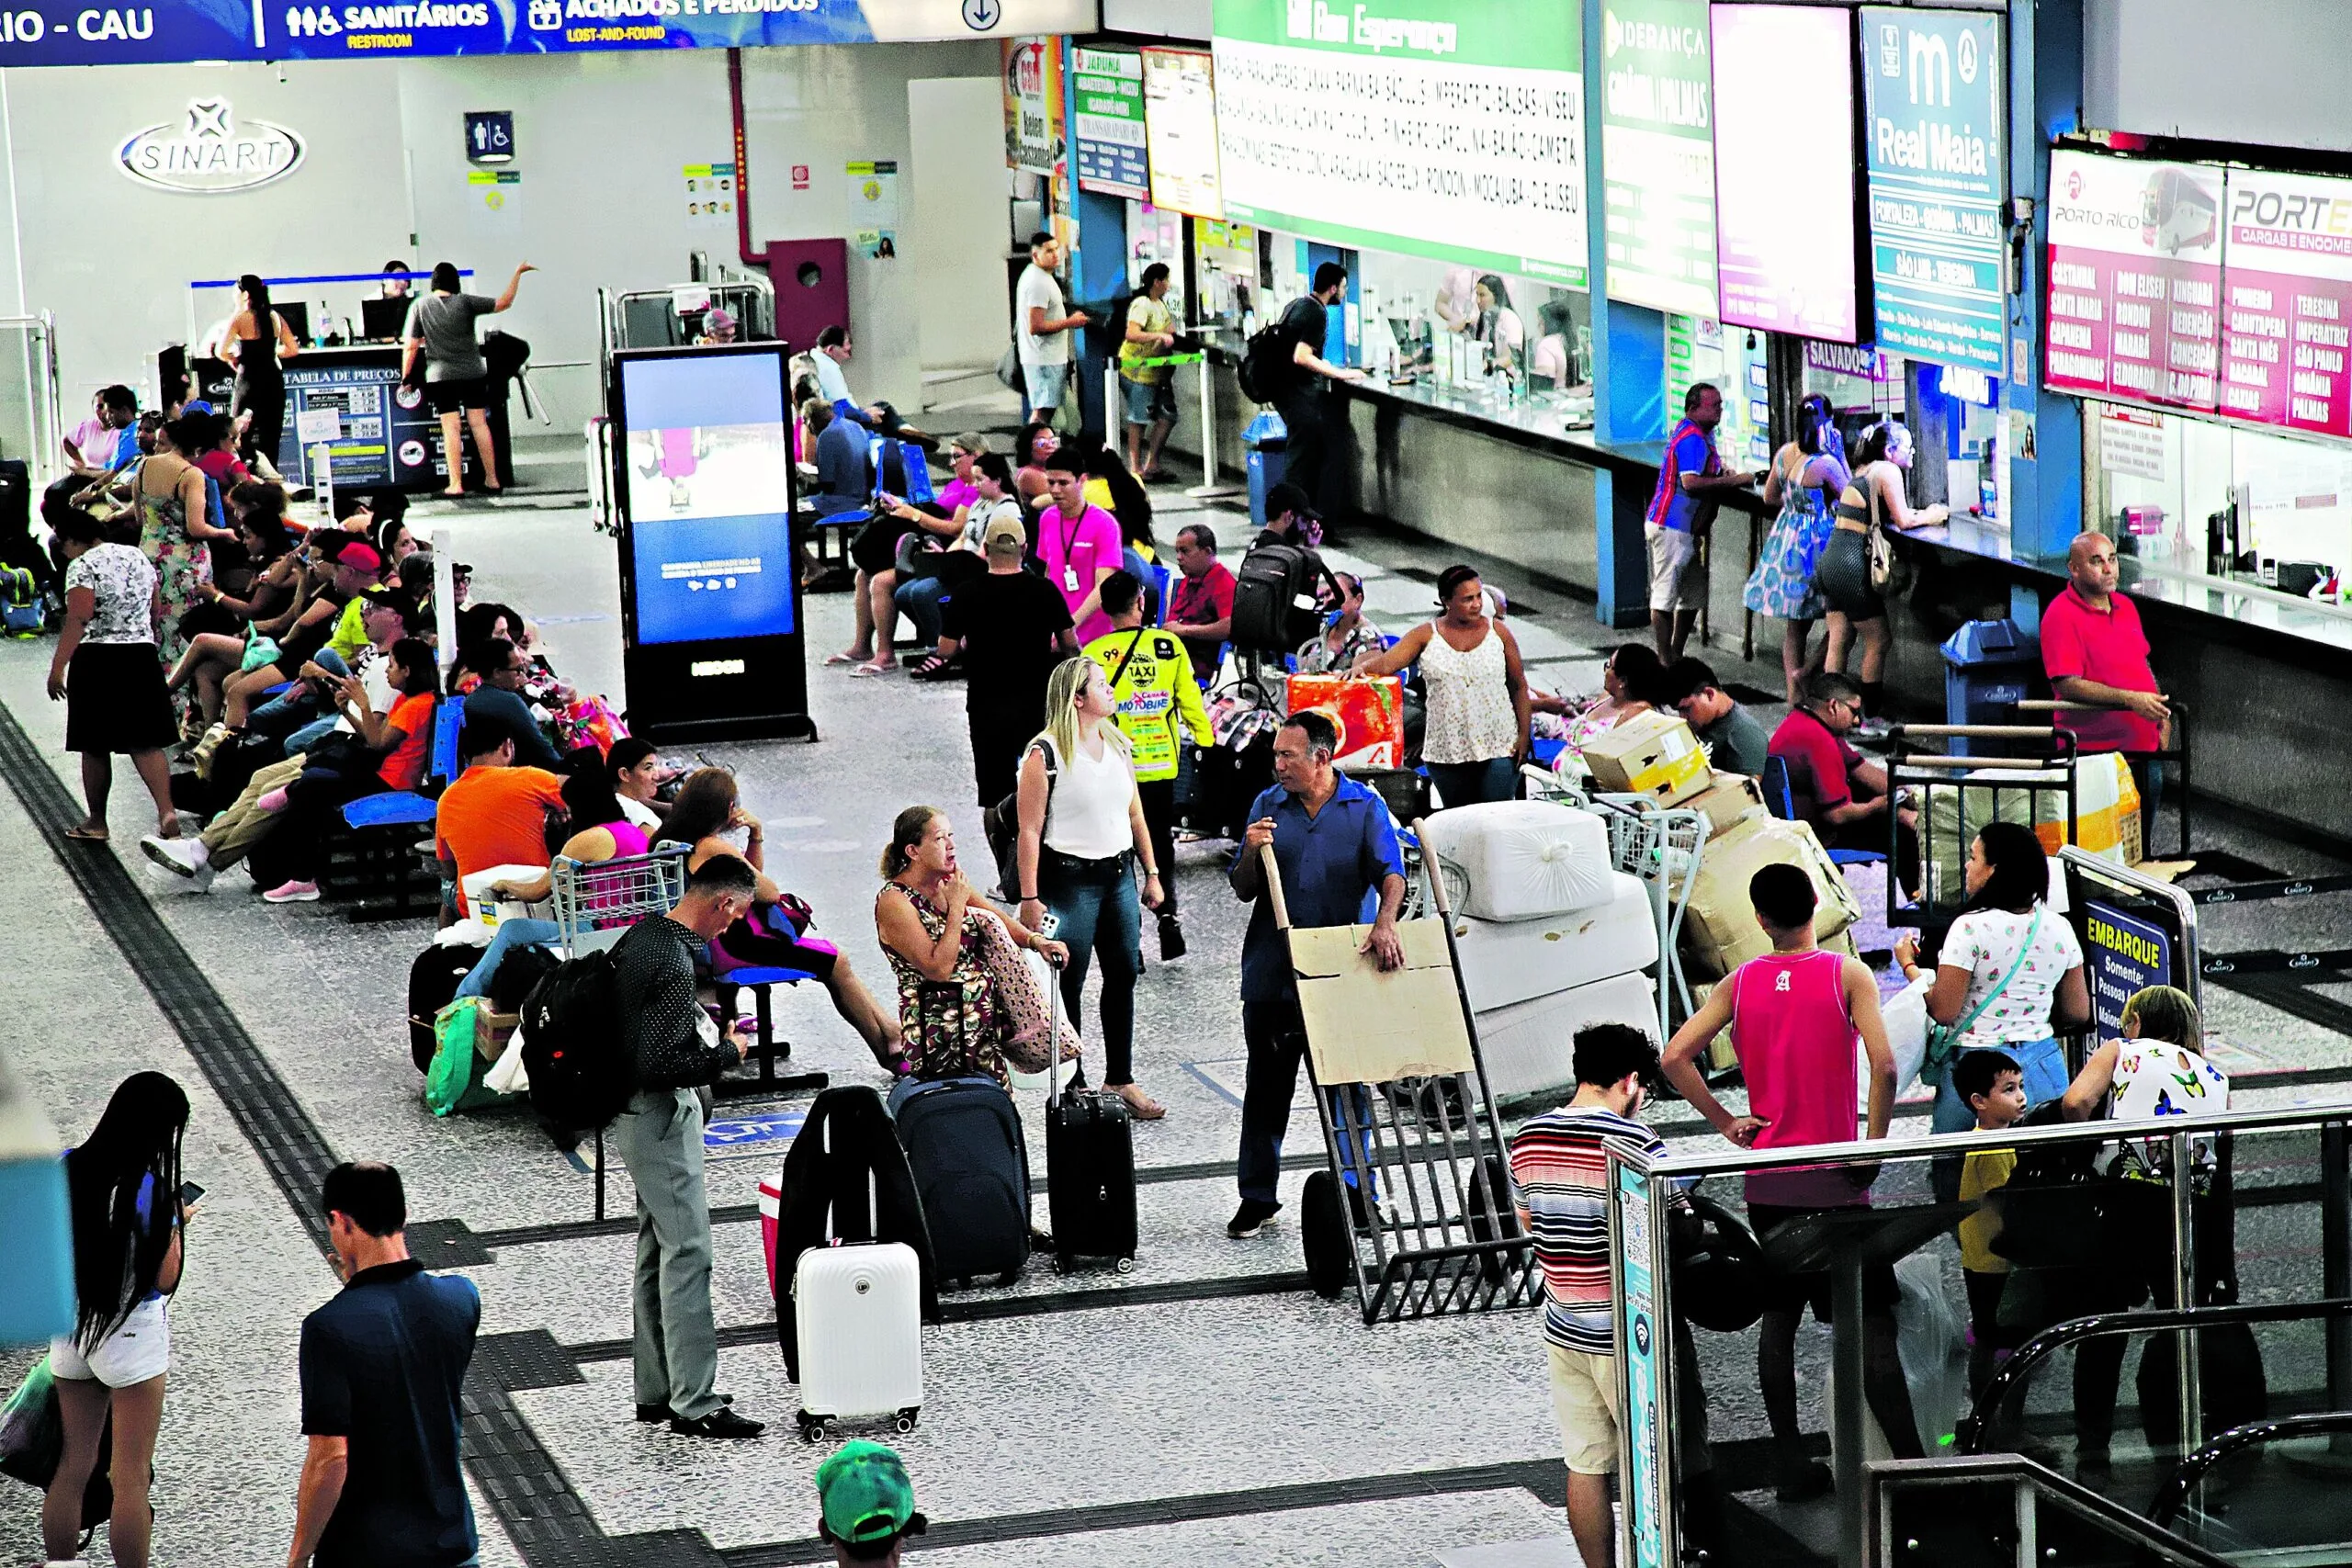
[1940,619,2044,757]
[1244,410,1289,526]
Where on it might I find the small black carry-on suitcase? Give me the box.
[1043,953,1138,1274]
[408,944,479,1071]
[894,980,1033,1288]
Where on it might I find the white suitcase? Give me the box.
[1451,872,1659,1013]
[1474,971,1659,1104]
[792,1240,922,1440]
[1423,800,1613,922]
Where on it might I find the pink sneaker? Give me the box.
[256,786,290,813]
[261,879,321,903]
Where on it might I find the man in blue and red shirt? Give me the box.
[1645,382,1762,661]
[2041,530,2170,839]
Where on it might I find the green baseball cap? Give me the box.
[816,1441,916,1545]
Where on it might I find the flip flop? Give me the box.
[851,659,897,677]
[63,825,109,842]
[821,651,866,667]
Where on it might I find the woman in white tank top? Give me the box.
[1013,656,1168,1118]
[1352,564,1530,807]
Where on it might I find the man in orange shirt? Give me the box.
[434,724,566,920]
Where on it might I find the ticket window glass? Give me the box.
[1190,219,1260,333]
[1797,352,2003,519]
[1348,248,1590,395]
[2087,400,2352,601]
[1667,316,1770,471]
[1124,200,1185,304]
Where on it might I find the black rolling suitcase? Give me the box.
[894,987,1032,1288]
[1043,961,1137,1273]
[408,944,478,1071]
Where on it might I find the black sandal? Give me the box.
[907,653,956,681]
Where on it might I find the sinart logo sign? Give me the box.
[118,98,305,194]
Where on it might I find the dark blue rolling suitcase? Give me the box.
[894,1074,1031,1287]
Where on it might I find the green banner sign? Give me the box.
[1073,46,1149,201]
[1600,0,1718,315]
[1211,0,1589,286]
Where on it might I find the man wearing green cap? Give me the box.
[816,1441,927,1564]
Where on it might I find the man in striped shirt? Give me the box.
[1508,1024,1679,1568]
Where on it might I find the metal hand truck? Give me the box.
[1262,838,1538,1325]
[1886,724,2078,933]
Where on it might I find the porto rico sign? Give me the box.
[119,97,306,193]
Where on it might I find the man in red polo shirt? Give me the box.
[2040,531,2168,834]
[1768,671,1920,898]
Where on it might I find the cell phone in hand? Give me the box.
[178,1181,206,1206]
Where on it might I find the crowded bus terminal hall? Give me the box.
[11,3,2352,1568]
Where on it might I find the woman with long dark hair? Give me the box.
[1747,393,1851,703]
[1817,419,1949,715]
[660,767,904,1067]
[220,274,300,470]
[43,1071,193,1568]
[401,258,535,498]
[1894,819,2088,1134]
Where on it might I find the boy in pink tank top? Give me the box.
[1665,863,1918,1497]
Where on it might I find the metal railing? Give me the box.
[1867,1454,2232,1568]
[2149,1410,2352,1533]
[1609,1100,2352,1568]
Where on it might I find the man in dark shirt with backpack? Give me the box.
[607,852,763,1438]
[1263,262,1365,516]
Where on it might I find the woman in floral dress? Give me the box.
[134,413,237,673]
[1745,394,1850,703]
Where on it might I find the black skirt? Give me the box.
[65,640,177,754]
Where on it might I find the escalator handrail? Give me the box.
[1869,1453,2235,1568]
[2147,1411,2352,1531]
[1957,1295,2352,1453]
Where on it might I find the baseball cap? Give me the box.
[816,1441,918,1548]
[981,514,1027,555]
[330,538,381,572]
[1265,481,1317,521]
[706,306,736,331]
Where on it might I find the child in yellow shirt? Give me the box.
[1953,1048,2027,1391]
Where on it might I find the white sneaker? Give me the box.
[141,834,209,880]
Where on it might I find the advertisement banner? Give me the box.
[1003,34,1064,175]
[1211,0,1589,287]
[1073,45,1148,200]
[0,0,1096,64]
[2042,151,2223,411]
[1143,47,1224,220]
[1616,1161,1666,1568]
[1600,0,1715,316]
[1712,5,1860,342]
[2219,167,2352,439]
[1859,6,2006,370]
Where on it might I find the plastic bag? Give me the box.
[424,999,509,1116]
[1892,1250,1971,1452]
[1871,974,1935,1111]
[484,1019,531,1095]
[0,1355,60,1488]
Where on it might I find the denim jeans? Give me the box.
[894,574,947,647]
[1427,755,1518,809]
[249,647,349,745]
[1038,849,1140,1087]
[456,918,563,999]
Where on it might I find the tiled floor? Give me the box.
[3,436,2346,1568]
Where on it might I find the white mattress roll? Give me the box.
[1424,799,1614,923]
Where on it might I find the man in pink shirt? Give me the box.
[2040,530,2169,835]
[1036,447,1123,642]
[1665,863,1916,1500]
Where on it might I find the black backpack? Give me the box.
[1229,540,1321,652]
[519,949,635,1137]
[1237,321,1292,405]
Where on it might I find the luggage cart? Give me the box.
[1886,724,2078,933]
[1262,840,1538,1325]
[1589,797,1708,1046]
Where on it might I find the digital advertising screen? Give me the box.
[1211,0,1589,287]
[617,351,796,649]
[1859,6,2007,371]
[1711,5,1862,342]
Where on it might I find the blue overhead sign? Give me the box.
[1859,7,2007,372]
[0,0,1092,65]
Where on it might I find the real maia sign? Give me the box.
[119,98,305,194]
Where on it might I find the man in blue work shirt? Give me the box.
[1645,381,1761,662]
[1226,708,1407,1239]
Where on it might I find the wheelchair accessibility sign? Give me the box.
[704,1108,805,1157]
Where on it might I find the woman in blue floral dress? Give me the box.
[1743,394,1849,703]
